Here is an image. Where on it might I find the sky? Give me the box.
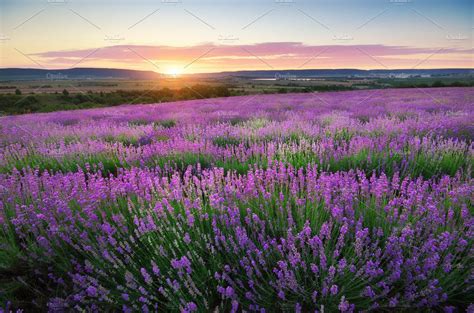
[0,0,472,74]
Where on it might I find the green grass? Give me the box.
[212,136,242,148]
[154,119,177,129]
[1,141,472,180]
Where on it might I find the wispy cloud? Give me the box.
[32,42,474,72]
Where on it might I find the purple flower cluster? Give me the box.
[0,88,472,176]
[0,88,472,311]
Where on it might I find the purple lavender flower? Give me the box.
[86,286,97,297]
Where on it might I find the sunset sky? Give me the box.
[0,0,472,74]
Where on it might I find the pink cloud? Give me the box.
[32,42,474,71]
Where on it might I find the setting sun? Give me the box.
[165,68,183,77]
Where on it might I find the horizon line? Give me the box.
[1,66,473,75]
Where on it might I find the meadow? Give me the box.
[0,87,473,311]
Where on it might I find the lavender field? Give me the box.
[1,88,473,311]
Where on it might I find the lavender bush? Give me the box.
[0,88,473,311]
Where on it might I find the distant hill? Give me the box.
[0,67,472,81]
[0,68,161,81]
[199,68,474,79]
